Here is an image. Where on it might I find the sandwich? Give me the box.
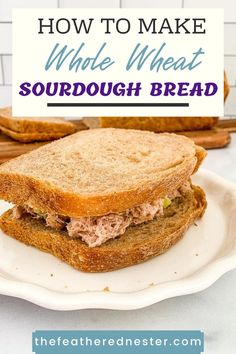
[0,107,77,142]
[0,128,207,272]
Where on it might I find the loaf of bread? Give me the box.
[99,117,219,132]
[0,107,77,142]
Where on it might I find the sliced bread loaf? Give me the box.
[0,107,77,134]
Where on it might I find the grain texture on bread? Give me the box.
[0,185,206,272]
[0,125,71,143]
[99,117,219,132]
[0,129,206,217]
[0,107,77,134]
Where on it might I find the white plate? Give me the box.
[0,169,235,311]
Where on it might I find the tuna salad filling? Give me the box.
[12,184,190,247]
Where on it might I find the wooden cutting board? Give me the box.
[0,118,235,164]
[0,120,88,164]
[217,119,236,132]
[177,128,231,149]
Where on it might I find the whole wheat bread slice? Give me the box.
[0,185,206,272]
[0,125,72,143]
[0,129,206,217]
[0,107,77,134]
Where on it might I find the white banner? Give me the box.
[12,8,224,117]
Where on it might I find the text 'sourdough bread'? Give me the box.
[0,129,206,218]
[99,72,229,133]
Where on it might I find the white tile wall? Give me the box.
[184,0,236,22]
[0,0,58,21]
[0,57,3,85]
[60,0,120,7]
[225,57,236,86]
[0,0,235,116]
[225,24,236,55]
[2,55,12,85]
[0,23,12,53]
[225,87,236,116]
[122,0,182,7]
[0,86,11,106]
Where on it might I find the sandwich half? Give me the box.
[0,128,207,272]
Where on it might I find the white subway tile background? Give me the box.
[0,0,235,116]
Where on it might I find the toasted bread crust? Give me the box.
[0,107,77,134]
[0,185,207,272]
[0,130,207,217]
[0,160,196,216]
[0,125,72,142]
[0,130,206,217]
